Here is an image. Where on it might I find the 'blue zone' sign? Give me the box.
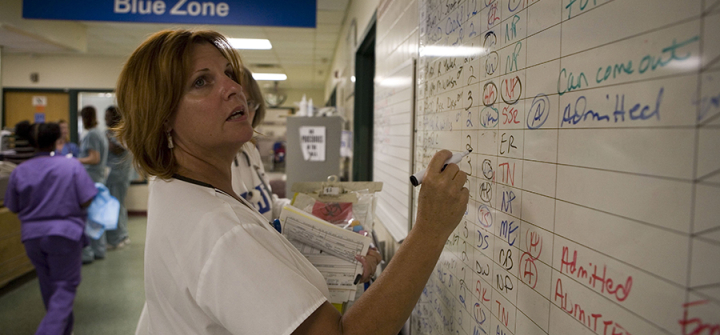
[23,0,316,28]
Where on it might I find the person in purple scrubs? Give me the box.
[4,122,97,335]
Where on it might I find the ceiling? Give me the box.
[0,0,350,91]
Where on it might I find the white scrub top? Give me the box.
[137,176,330,335]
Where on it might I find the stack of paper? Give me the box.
[279,205,372,304]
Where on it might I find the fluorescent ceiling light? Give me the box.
[378,77,412,88]
[253,73,287,81]
[419,46,486,57]
[227,38,272,50]
[665,56,701,70]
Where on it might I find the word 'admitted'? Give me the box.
[114,0,230,17]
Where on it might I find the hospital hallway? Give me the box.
[0,217,147,334]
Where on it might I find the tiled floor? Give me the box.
[0,217,147,335]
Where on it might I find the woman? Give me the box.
[230,67,289,221]
[4,122,97,335]
[231,68,381,283]
[105,106,132,249]
[117,30,468,335]
[78,106,109,263]
[55,119,80,157]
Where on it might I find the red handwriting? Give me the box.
[590,264,632,302]
[495,300,510,327]
[501,76,522,104]
[604,321,631,335]
[560,246,632,302]
[526,230,542,259]
[478,204,493,228]
[476,279,491,304]
[502,106,521,125]
[679,300,720,335]
[519,253,538,288]
[554,277,629,335]
[487,2,500,28]
[483,82,498,106]
[498,162,515,186]
[519,230,542,289]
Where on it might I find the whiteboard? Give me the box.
[400,0,720,334]
[374,59,417,241]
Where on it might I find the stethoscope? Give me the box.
[234,150,272,202]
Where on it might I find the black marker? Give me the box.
[410,149,472,186]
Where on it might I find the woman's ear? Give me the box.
[164,111,178,133]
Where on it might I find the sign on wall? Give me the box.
[23,0,316,28]
[32,95,47,108]
[299,126,325,162]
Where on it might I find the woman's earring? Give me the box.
[167,131,174,149]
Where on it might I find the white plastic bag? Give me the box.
[85,183,120,240]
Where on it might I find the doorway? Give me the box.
[352,22,375,181]
[76,91,117,141]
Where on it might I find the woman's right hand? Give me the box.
[414,150,470,239]
[293,150,470,335]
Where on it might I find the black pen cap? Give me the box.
[410,175,420,187]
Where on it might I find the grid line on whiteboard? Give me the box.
[692,236,720,247]
[547,2,563,332]
[686,2,704,295]
[705,0,720,14]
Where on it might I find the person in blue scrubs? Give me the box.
[77,106,109,263]
[54,119,79,157]
[5,122,97,335]
[104,106,132,249]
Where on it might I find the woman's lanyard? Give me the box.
[173,174,277,232]
[215,187,281,232]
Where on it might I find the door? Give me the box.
[3,91,70,128]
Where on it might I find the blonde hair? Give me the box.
[239,67,266,128]
[115,29,243,179]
